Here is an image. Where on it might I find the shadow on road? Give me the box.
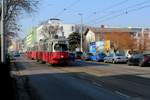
[14,70,150,100]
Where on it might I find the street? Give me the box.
[11,55,150,100]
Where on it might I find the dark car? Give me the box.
[75,51,83,59]
[69,53,75,62]
[128,53,150,67]
[82,52,94,61]
[96,53,106,62]
[13,52,20,57]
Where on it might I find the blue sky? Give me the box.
[18,0,150,38]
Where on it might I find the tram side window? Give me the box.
[48,43,53,52]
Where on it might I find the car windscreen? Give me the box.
[116,54,125,56]
[76,52,83,56]
[98,53,106,56]
[54,44,68,51]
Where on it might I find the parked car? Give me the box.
[96,53,106,62]
[128,53,150,67]
[75,51,83,59]
[82,52,94,61]
[13,51,20,57]
[69,52,75,62]
[104,53,128,64]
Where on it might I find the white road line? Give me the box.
[115,91,131,98]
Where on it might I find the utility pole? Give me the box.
[78,13,83,52]
[1,0,5,63]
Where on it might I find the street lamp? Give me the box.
[1,0,5,63]
[78,13,83,52]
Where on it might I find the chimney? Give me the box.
[101,25,105,28]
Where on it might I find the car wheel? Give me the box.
[127,62,132,66]
[104,60,107,63]
[139,62,144,67]
[112,60,116,64]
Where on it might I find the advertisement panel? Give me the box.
[96,41,104,53]
[104,40,110,50]
[89,42,96,54]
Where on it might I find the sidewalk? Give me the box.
[0,62,15,100]
[10,60,32,100]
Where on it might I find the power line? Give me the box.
[93,0,129,14]
[55,0,81,18]
[108,0,150,14]
[87,0,129,20]
[88,0,150,24]
[93,4,150,25]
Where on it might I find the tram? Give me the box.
[27,37,69,65]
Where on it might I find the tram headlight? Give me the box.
[61,55,64,58]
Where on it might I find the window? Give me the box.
[54,44,68,51]
[71,26,74,31]
[60,26,63,31]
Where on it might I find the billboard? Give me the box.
[104,40,110,50]
[89,42,96,53]
[96,41,104,53]
[89,40,110,54]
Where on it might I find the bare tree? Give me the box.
[41,23,59,39]
[41,19,62,39]
[1,0,39,33]
[106,32,136,52]
[138,31,150,52]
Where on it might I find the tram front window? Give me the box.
[54,44,68,51]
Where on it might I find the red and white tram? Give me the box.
[27,37,69,65]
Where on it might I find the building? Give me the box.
[84,26,143,52]
[59,24,76,38]
[24,27,37,51]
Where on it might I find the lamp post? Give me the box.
[1,0,5,63]
[78,13,83,52]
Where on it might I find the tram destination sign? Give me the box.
[58,41,66,44]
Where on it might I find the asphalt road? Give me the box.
[11,56,150,100]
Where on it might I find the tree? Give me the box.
[106,32,136,52]
[68,32,81,51]
[138,31,150,52]
[1,0,38,33]
[41,23,60,39]
[0,0,39,62]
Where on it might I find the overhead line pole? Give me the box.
[1,0,5,63]
[78,13,83,52]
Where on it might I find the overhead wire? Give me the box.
[88,0,150,25]
[55,0,81,18]
[92,0,129,15]
[86,0,129,21]
[93,3,150,25]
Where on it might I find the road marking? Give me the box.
[115,91,131,98]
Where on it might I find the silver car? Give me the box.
[104,53,128,64]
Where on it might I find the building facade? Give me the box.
[84,27,144,53]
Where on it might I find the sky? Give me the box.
[18,0,150,38]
